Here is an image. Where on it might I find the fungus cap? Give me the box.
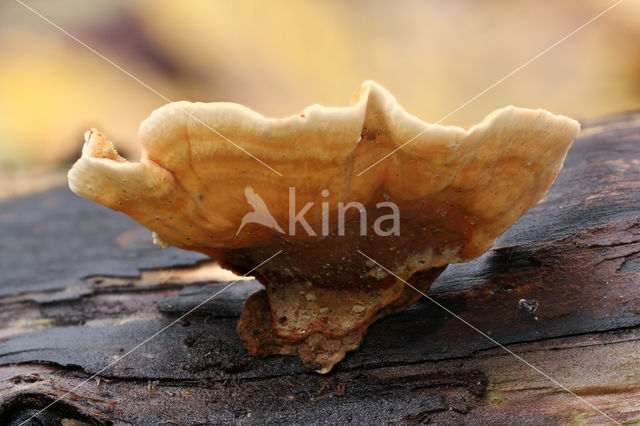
[68,81,579,372]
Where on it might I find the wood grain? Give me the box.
[0,112,638,425]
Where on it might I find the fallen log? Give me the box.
[0,111,639,424]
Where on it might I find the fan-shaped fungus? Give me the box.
[68,81,579,373]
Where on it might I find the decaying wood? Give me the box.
[0,112,639,424]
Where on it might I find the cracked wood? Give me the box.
[0,111,639,424]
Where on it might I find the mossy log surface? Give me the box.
[0,112,639,425]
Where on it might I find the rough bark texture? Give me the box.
[1,112,639,425]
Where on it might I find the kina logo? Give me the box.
[236,187,400,237]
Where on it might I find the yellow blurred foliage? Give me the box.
[0,0,639,168]
[0,32,170,166]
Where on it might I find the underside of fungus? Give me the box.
[68,81,580,373]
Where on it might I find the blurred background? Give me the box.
[0,0,639,198]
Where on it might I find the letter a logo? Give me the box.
[236,187,285,235]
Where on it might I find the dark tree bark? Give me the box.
[0,112,639,425]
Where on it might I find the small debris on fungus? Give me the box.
[68,81,579,373]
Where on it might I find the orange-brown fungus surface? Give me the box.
[68,81,580,373]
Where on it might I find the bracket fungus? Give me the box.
[68,81,579,373]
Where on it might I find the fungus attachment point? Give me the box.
[68,81,579,373]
